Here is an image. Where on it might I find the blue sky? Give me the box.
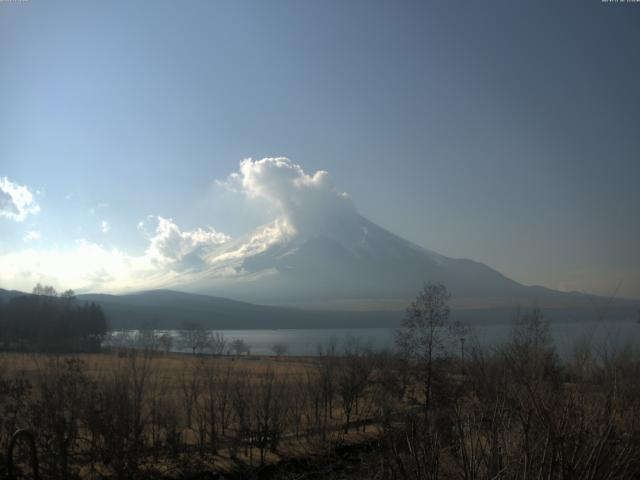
[1,0,639,298]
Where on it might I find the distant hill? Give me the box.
[1,288,637,330]
[5,288,396,329]
[0,288,25,304]
[73,290,400,330]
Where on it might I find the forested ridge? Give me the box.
[0,284,108,351]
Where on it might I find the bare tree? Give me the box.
[135,327,160,352]
[337,339,372,433]
[231,338,250,356]
[251,369,286,464]
[178,362,202,436]
[32,283,58,296]
[271,342,288,358]
[214,363,234,438]
[180,322,210,355]
[288,376,308,439]
[29,356,88,478]
[158,333,173,354]
[208,331,227,355]
[84,351,157,477]
[193,358,232,455]
[396,282,453,419]
[230,371,252,460]
[317,356,336,440]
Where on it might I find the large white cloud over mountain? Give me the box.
[0,177,40,222]
[219,158,354,235]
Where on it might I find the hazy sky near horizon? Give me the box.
[1,1,639,298]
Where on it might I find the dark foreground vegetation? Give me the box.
[0,283,639,479]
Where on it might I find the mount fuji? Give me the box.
[178,211,518,307]
[138,158,636,320]
[172,210,630,317]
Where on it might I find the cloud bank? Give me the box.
[0,177,40,222]
[0,158,350,293]
[0,216,231,293]
[145,216,230,266]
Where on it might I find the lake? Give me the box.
[109,320,640,358]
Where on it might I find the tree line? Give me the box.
[0,284,108,352]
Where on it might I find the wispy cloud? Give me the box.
[0,177,40,222]
[100,220,110,233]
[23,230,41,242]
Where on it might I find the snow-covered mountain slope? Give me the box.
[153,158,635,312]
[170,211,594,310]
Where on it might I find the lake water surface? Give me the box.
[113,320,640,357]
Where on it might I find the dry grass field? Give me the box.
[0,349,392,479]
[2,309,640,479]
[0,351,317,385]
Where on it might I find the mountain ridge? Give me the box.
[171,211,637,311]
[1,287,637,331]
